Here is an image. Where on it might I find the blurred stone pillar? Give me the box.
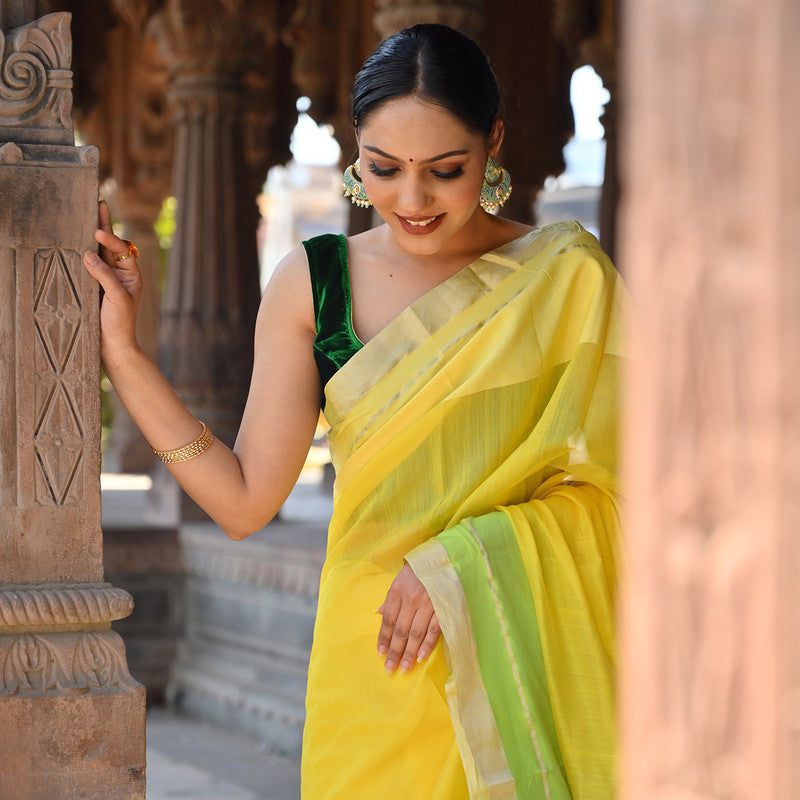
[0,6,145,799]
[151,0,290,464]
[152,0,261,458]
[620,0,800,796]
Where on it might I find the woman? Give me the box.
[85,24,623,800]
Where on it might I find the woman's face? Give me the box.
[357,96,500,257]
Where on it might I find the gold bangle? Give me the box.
[151,420,214,464]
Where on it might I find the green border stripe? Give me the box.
[439,512,572,800]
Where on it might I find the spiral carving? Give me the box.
[0,12,72,129]
[0,584,134,629]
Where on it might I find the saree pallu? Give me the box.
[301,222,624,799]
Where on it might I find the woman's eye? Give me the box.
[368,162,399,177]
[432,166,465,180]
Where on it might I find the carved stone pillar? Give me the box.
[0,7,145,799]
[152,0,287,459]
[620,0,800,796]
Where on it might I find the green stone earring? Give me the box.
[479,156,512,212]
[343,158,371,208]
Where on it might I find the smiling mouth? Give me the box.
[403,215,439,227]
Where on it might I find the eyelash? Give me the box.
[367,162,465,181]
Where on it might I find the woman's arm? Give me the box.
[84,203,322,540]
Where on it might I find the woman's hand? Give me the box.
[377,563,441,673]
[83,201,142,357]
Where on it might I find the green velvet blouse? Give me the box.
[302,233,364,406]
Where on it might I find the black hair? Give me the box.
[350,24,500,136]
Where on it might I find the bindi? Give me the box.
[408,158,413,162]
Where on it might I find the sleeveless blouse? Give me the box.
[302,233,364,405]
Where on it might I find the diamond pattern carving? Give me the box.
[33,248,84,506]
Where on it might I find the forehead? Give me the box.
[358,96,482,157]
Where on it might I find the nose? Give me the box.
[397,174,433,213]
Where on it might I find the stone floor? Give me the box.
[146,708,301,800]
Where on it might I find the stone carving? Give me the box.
[72,631,135,689]
[0,584,134,629]
[32,247,84,506]
[0,631,139,695]
[2,633,58,694]
[0,12,72,136]
[0,4,146,794]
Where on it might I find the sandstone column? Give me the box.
[620,0,800,796]
[153,0,274,453]
[0,6,145,799]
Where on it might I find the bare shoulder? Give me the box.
[256,245,315,338]
[344,225,385,262]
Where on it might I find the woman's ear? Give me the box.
[488,120,505,157]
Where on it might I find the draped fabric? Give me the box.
[301,222,624,799]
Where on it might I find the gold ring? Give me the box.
[115,240,139,262]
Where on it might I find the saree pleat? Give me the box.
[301,222,624,799]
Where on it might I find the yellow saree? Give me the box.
[301,221,624,799]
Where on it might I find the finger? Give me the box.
[415,612,442,664]
[398,607,435,672]
[376,596,400,656]
[98,200,113,233]
[94,228,134,263]
[383,606,417,672]
[83,250,128,298]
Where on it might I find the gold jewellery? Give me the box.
[342,158,371,208]
[115,240,139,262]
[151,420,215,464]
[479,157,512,212]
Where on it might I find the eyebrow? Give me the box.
[363,146,469,164]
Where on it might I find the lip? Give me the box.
[396,213,445,236]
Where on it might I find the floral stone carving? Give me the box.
[0,12,73,141]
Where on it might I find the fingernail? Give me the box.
[400,659,412,672]
[377,645,387,655]
[85,251,99,264]
[417,651,427,663]
[384,660,396,672]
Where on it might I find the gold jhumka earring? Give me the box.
[479,156,512,212]
[342,158,371,208]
